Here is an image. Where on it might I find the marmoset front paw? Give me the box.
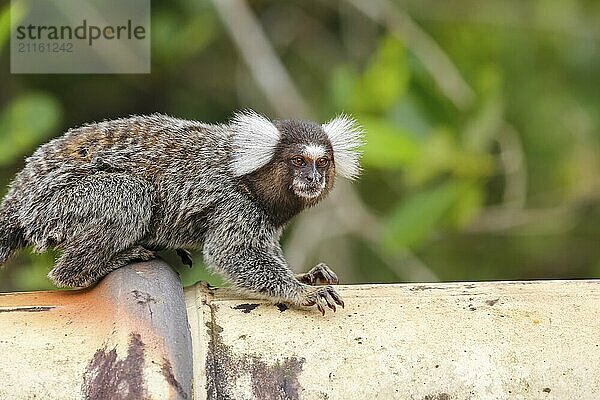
[296,263,339,285]
[302,285,344,316]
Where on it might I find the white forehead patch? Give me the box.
[322,114,364,180]
[229,110,281,177]
[302,144,326,160]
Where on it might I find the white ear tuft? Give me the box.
[322,114,364,180]
[230,110,281,177]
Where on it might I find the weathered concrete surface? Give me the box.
[2,270,599,399]
[185,280,600,400]
[0,260,192,400]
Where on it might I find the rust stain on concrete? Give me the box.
[161,358,189,399]
[204,313,305,400]
[82,333,146,400]
[249,356,304,400]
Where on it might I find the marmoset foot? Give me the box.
[303,285,344,316]
[177,249,193,268]
[296,263,339,286]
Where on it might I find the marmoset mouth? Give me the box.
[296,189,321,199]
[293,181,324,199]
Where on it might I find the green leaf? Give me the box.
[153,11,217,65]
[404,129,456,185]
[0,93,62,166]
[13,250,58,291]
[462,94,504,152]
[351,36,410,112]
[383,181,464,250]
[329,66,358,110]
[404,129,495,185]
[360,116,421,169]
[0,6,10,54]
[448,184,485,228]
[0,2,27,54]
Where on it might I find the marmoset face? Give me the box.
[231,113,360,216]
[287,143,333,199]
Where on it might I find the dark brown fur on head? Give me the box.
[241,120,336,227]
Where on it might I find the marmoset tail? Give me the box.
[0,110,363,314]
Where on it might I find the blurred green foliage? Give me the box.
[0,93,61,165]
[0,0,599,291]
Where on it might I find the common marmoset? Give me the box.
[0,111,363,314]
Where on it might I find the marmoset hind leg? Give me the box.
[42,173,155,287]
[0,197,27,265]
[49,241,157,288]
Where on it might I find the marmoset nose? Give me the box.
[305,169,318,184]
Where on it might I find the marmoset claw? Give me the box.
[297,263,339,286]
[177,249,193,268]
[303,286,345,316]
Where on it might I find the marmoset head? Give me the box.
[273,119,335,200]
[229,110,363,223]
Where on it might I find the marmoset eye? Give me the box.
[291,156,306,167]
[316,157,329,168]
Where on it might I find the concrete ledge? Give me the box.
[185,280,600,400]
[0,261,192,400]
[2,266,600,399]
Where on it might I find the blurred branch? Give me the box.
[470,121,600,234]
[345,0,475,110]
[402,5,600,42]
[210,0,312,118]
[332,182,439,282]
[466,203,580,234]
[497,122,527,208]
